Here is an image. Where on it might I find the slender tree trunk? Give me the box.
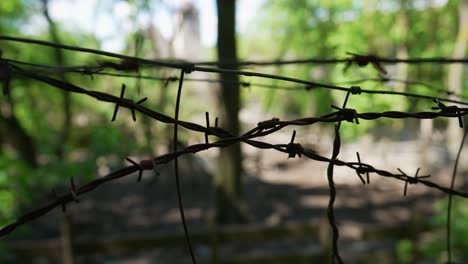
[41,2,75,264]
[447,0,468,157]
[216,0,244,224]
[41,0,71,158]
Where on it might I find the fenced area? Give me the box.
[0,33,467,264]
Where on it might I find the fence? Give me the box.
[0,35,468,263]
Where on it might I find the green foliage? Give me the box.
[396,197,468,262]
[0,0,166,230]
[425,197,468,261]
[0,0,25,33]
[245,0,463,141]
[396,239,415,264]
[0,149,34,225]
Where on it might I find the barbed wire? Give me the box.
[6,58,466,101]
[3,36,467,68]
[1,98,467,235]
[1,36,468,263]
[446,127,468,263]
[4,59,468,110]
[193,53,468,68]
[2,36,468,107]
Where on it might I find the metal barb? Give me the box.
[432,99,463,128]
[355,152,367,185]
[345,52,387,75]
[69,177,79,203]
[349,86,362,95]
[286,130,303,158]
[205,112,210,144]
[126,157,143,182]
[131,97,147,122]
[111,84,126,121]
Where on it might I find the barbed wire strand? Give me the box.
[2,36,467,69]
[10,62,468,141]
[447,127,468,264]
[326,89,354,263]
[2,106,467,238]
[6,57,466,101]
[5,58,468,109]
[2,36,468,107]
[173,68,197,264]
[192,55,468,67]
[1,36,468,262]
[335,76,466,100]
[0,113,468,264]
[1,71,467,220]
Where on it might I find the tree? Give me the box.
[215,0,244,224]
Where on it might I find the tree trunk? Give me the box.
[215,0,244,224]
[447,0,468,157]
[41,3,75,264]
[41,0,72,159]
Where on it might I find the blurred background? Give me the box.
[0,0,467,263]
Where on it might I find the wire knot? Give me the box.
[432,99,463,128]
[127,157,144,182]
[355,152,370,184]
[349,86,361,95]
[258,118,280,130]
[398,168,429,196]
[286,130,303,158]
[182,63,195,74]
[356,166,371,175]
[286,143,304,158]
[407,176,418,184]
[332,105,359,124]
[345,52,387,75]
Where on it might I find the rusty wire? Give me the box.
[194,52,468,68]
[2,36,467,68]
[2,106,468,236]
[1,36,468,263]
[172,68,198,263]
[8,57,467,102]
[2,36,468,107]
[325,89,355,264]
[447,127,468,263]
